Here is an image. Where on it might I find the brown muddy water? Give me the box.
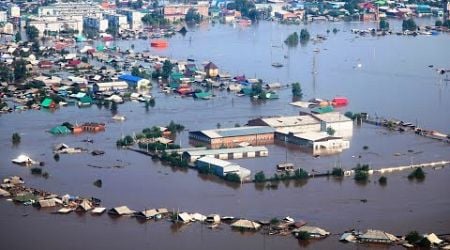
[1,19,449,249]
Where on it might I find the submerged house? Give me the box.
[49,125,71,135]
[204,62,219,78]
[231,219,261,230]
[41,97,57,109]
[118,74,150,89]
[108,206,135,216]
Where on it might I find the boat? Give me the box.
[150,40,168,48]
[271,62,283,68]
[112,114,126,121]
[331,96,349,107]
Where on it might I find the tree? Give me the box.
[284,32,299,47]
[291,82,303,98]
[408,167,425,180]
[402,18,417,31]
[13,59,28,82]
[435,20,442,26]
[15,31,22,42]
[378,176,387,185]
[254,171,266,182]
[161,60,173,79]
[326,127,335,136]
[405,231,421,244]
[131,0,143,9]
[300,29,310,44]
[331,168,344,177]
[379,18,389,31]
[26,25,40,41]
[12,133,21,144]
[296,231,311,240]
[185,8,201,23]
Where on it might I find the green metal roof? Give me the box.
[49,126,71,135]
[311,105,334,114]
[41,98,54,108]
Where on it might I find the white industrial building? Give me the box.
[196,156,251,180]
[182,146,269,163]
[281,131,350,155]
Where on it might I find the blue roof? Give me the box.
[119,74,143,83]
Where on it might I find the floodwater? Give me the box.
[1,19,450,249]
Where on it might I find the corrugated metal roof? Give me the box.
[194,126,274,139]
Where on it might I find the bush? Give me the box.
[363,145,369,150]
[296,231,311,240]
[435,20,442,27]
[225,173,241,183]
[31,167,43,175]
[293,168,309,179]
[405,231,421,244]
[408,167,425,180]
[12,132,21,144]
[331,168,344,177]
[378,176,387,185]
[254,171,266,183]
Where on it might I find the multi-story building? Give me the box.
[117,9,143,30]
[9,5,20,18]
[104,13,128,30]
[38,2,101,18]
[163,1,209,22]
[83,16,109,32]
[0,11,7,22]
[27,16,83,37]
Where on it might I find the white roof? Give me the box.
[111,206,135,215]
[290,101,315,108]
[197,156,239,168]
[259,115,319,128]
[12,154,36,164]
[360,230,398,242]
[313,112,352,123]
[178,212,192,222]
[292,132,334,142]
[91,207,106,214]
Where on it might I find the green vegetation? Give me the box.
[444,20,450,29]
[15,31,22,42]
[93,179,103,188]
[296,231,311,240]
[254,171,266,183]
[53,153,60,161]
[12,133,21,144]
[405,231,421,244]
[116,135,134,147]
[402,18,417,31]
[160,151,189,168]
[224,173,241,183]
[161,60,174,79]
[379,18,389,31]
[142,13,169,26]
[363,145,369,150]
[435,20,442,26]
[228,0,259,21]
[185,8,202,23]
[378,176,387,185]
[408,167,425,180]
[30,167,43,175]
[13,59,28,82]
[326,127,336,136]
[42,172,49,179]
[26,25,39,41]
[284,32,299,47]
[331,167,344,177]
[167,121,185,134]
[300,29,310,44]
[138,141,180,151]
[131,66,150,79]
[291,82,303,98]
[332,28,338,34]
[293,168,309,179]
[354,164,370,182]
[142,126,163,138]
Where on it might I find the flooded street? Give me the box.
[1,19,449,249]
